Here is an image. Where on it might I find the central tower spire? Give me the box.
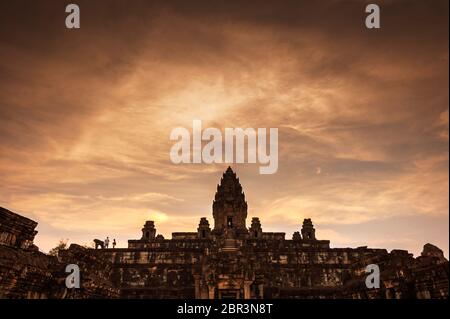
[212,167,248,238]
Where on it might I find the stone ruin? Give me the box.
[0,167,448,299]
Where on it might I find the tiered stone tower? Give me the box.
[248,217,263,239]
[141,221,156,240]
[197,217,211,239]
[212,166,248,239]
[301,218,316,240]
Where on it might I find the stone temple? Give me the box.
[0,167,448,299]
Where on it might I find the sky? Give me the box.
[0,0,448,256]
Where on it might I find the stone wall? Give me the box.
[0,207,119,299]
[0,207,38,249]
[86,238,449,299]
[0,244,55,298]
[0,243,120,299]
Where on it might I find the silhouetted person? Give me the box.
[104,237,110,249]
[112,239,116,248]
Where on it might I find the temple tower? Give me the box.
[212,167,248,238]
[249,217,263,239]
[141,221,156,241]
[301,218,316,240]
[197,217,211,239]
[292,231,301,241]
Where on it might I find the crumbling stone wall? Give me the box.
[100,237,449,299]
[0,207,119,299]
[0,207,38,250]
[0,244,55,298]
[0,243,119,299]
[93,242,208,298]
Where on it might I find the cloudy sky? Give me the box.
[0,0,448,256]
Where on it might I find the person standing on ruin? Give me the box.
[112,239,116,248]
[104,236,110,249]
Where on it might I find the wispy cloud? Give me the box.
[0,0,447,255]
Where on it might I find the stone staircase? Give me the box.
[220,238,239,252]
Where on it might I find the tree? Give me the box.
[48,239,69,256]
